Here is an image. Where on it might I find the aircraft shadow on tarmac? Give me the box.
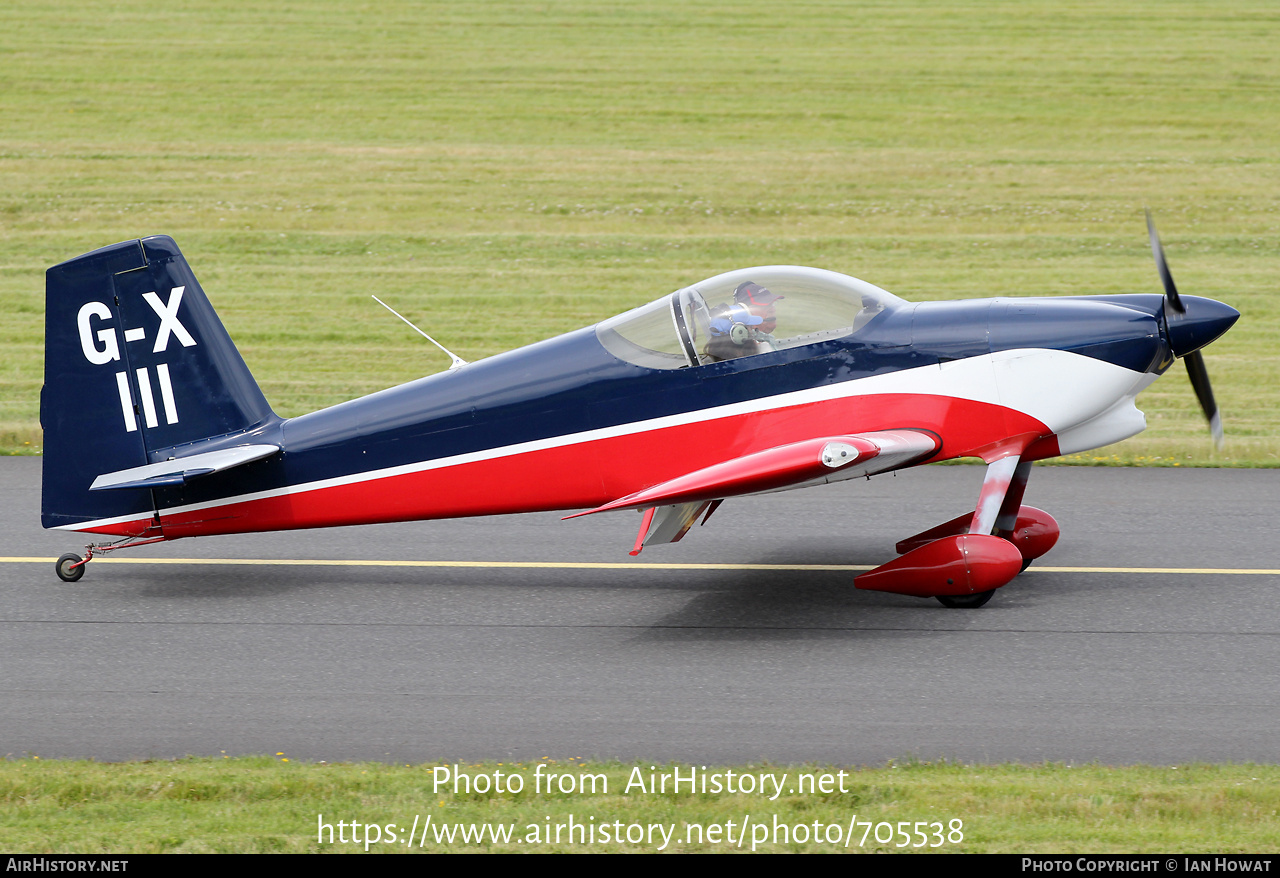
[633,569,1063,642]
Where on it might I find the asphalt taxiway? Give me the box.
[2,457,1277,764]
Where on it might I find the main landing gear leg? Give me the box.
[991,460,1059,572]
[54,534,167,582]
[936,458,1024,609]
[969,455,1023,539]
[933,455,1025,608]
[994,461,1034,571]
[854,455,1030,608]
[866,455,1061,608]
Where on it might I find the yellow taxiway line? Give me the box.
[2,557,1279,575]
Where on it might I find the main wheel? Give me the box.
[936,589,995,609]
[56,553,86,583]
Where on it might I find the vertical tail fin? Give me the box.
[42,236,277,531]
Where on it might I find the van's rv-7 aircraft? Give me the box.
[42,218,1238,607]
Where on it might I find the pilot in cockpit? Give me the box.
[703,282,785,362]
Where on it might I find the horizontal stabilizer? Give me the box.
[567,429,939,519]
[89,444,280,491]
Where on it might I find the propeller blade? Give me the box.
[1183,350,1223,450]
[1147,211,1232,449]
[1146,209,1185,314]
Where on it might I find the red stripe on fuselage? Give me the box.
[80,393,1056,539]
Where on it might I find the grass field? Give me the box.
[3,757,1279,853]
[1,0,1277,462]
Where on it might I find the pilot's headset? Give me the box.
[708,303,764,345]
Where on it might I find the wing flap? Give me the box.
[628,501,712,555]
[89,444,280,491]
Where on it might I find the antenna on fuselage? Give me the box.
[371,295,468,371]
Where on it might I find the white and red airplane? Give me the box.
[41,217,1237,606]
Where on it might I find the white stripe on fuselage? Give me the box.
[60,349,1145,531]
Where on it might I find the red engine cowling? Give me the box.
[856,534,1024,598]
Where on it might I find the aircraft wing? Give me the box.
[89,444,281,491]
[566,429,939,554]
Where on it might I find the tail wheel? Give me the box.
[56,553,86,583]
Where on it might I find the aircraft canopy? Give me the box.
[595,265,905,370]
